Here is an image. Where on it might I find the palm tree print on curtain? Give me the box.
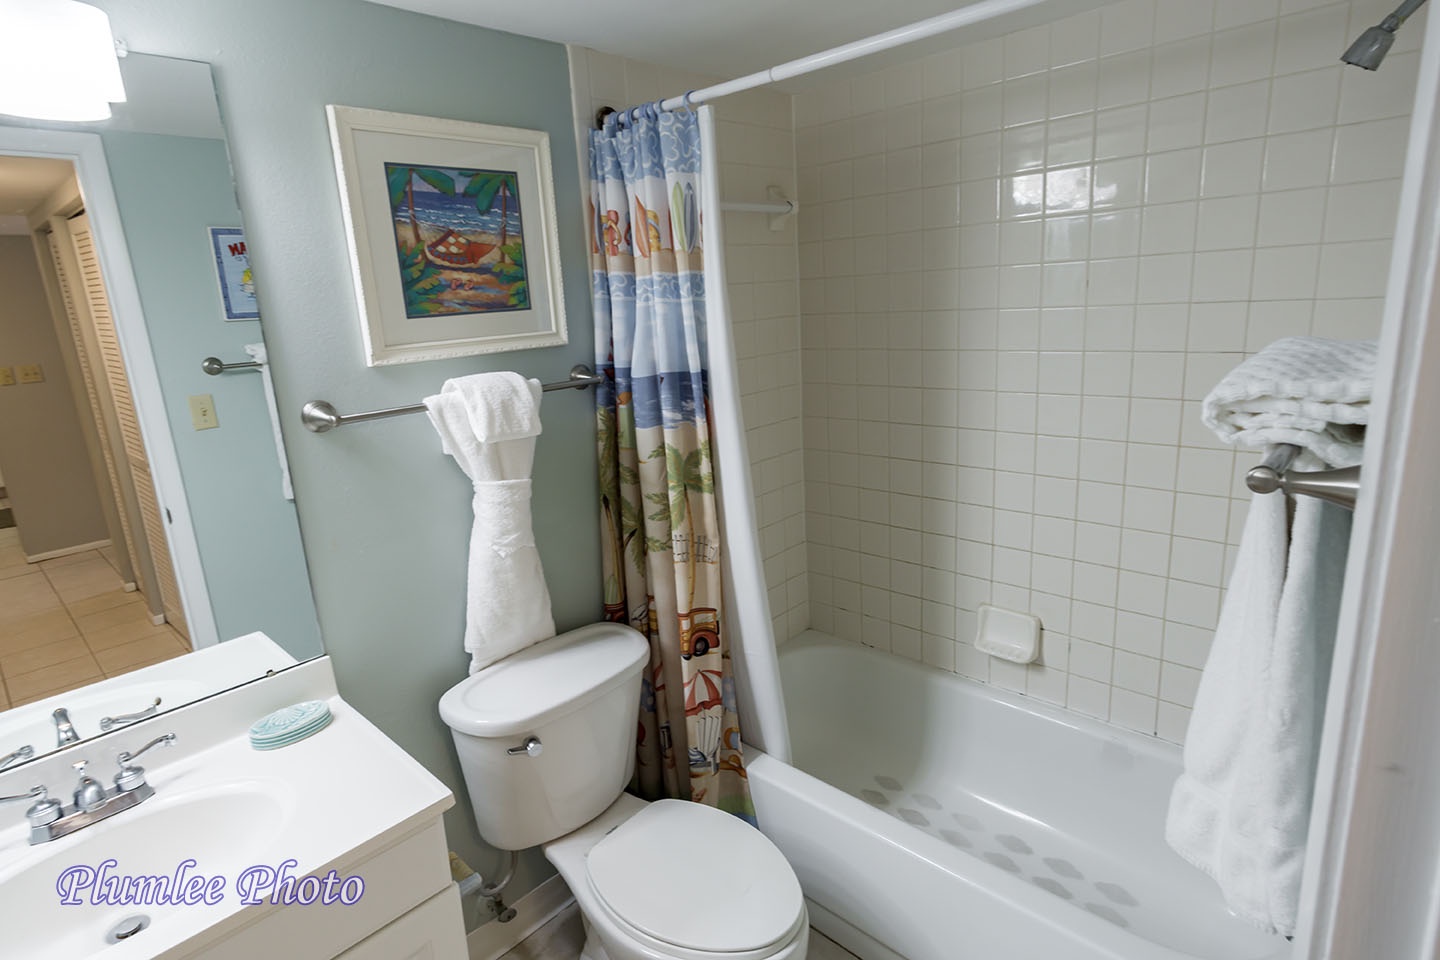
[590,108,754,822]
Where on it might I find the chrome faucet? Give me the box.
[52,708,80,746]
[3,733,175,845]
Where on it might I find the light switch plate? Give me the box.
[16,364,42,384]
[188,394,219,430]
[975,603,1042,663]
[0,367,13,386]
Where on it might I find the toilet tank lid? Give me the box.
[586,799,805,954]
[438,623,649,738]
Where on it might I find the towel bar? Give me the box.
[300,364,602,433]
[201,356,262,375]
[1245,444,1361,510]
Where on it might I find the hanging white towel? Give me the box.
[242,342,293,501]
[1201,335,1376,467]
[424,372,555,673]
[1167,495,1350,936]
[1169,336,1363,935]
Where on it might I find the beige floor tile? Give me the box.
[93,633,188,675]
[74,595,150,635]
[0,544,31,582]
[66,588,144,620]
[0,573,63,626]
[6,654,103,703]
[97,543,119,571]
[1,636,94,680]
[46,564,125,604]
[0,609,80,657]
[82,617,176,653]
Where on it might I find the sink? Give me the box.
[0,784,290,959]
[0,673,454,960]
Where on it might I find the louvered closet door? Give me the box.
[68,213,189,641]
[46,228,143,588]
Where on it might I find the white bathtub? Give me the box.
[745,632,1290,960]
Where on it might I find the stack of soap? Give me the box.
[249,700,333,750]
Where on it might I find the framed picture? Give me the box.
[208,226,259,320]
[325,105,568,366]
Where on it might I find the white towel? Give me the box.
[1169,336,1363,935]
[424,373,555,674]
[1167,495,1350,936]
[1201,336,1376,468]
[243,342,293,501]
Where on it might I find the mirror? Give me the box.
[0,54,322,768]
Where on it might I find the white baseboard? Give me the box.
[466,873,574,960]
[24,539,111,563]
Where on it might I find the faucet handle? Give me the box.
[0,786,63,827]
[114,733,176,793]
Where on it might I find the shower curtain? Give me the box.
[590,107,755,821]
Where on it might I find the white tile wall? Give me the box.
[794,0,1421,742]
[568,48,811,642]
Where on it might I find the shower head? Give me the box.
[1342,0,1428,70]
[1341,23,1397,69]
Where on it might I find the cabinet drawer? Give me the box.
[335,885,466,960]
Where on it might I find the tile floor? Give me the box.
[497,902,859,960]
[0,526,189,709]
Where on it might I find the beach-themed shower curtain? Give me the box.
[590,107,755,821]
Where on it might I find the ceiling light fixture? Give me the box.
[0,0,126,122]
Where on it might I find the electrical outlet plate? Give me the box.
[188,394,219,430]
[975,604,1042,663]
[16,364,42,384]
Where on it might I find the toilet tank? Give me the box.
[439,623,650,851]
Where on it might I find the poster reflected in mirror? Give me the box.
[326,106,568,366]
[208,226,259,320]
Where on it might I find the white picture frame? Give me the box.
[325,105,568,366]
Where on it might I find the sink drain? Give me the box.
[105,915,150,944]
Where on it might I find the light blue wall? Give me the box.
[102,131,323,660]
[95,0,601,902]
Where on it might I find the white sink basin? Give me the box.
[0,690,451,959]
[0,785,290,959]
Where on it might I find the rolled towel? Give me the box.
[425,373,555,674]
[1201,336,1376,468]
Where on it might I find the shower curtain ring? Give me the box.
[682,90,697,111]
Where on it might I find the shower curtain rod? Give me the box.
[615,0,1049,119]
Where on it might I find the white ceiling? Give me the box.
[0,157,75,218]
[363,0,1092,83]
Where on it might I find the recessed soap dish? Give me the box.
[975,604,1042,664]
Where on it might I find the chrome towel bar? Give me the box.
[201,356,262,375]
[1245,443,1361,510]
[301,364,602,434]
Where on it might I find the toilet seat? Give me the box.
[584,799,806,960]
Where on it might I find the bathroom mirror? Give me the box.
[0,53,323,769]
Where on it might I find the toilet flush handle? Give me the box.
[506,737,543,758]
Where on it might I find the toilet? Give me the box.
[439,622,809,960]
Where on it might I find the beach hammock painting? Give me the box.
[384,163,530,318]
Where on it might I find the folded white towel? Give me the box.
[1167,494,1351,936]
[1201,336,1376,468]
[243,342,293,501]
[425,374,555,674]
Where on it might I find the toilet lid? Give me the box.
[585,799,804,954]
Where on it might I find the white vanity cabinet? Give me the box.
[181,819,467,960]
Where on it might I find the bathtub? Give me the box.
[744,632,1290,960]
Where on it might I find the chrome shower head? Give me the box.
[1341,23,1397,69]
[1342,0,1428,70]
